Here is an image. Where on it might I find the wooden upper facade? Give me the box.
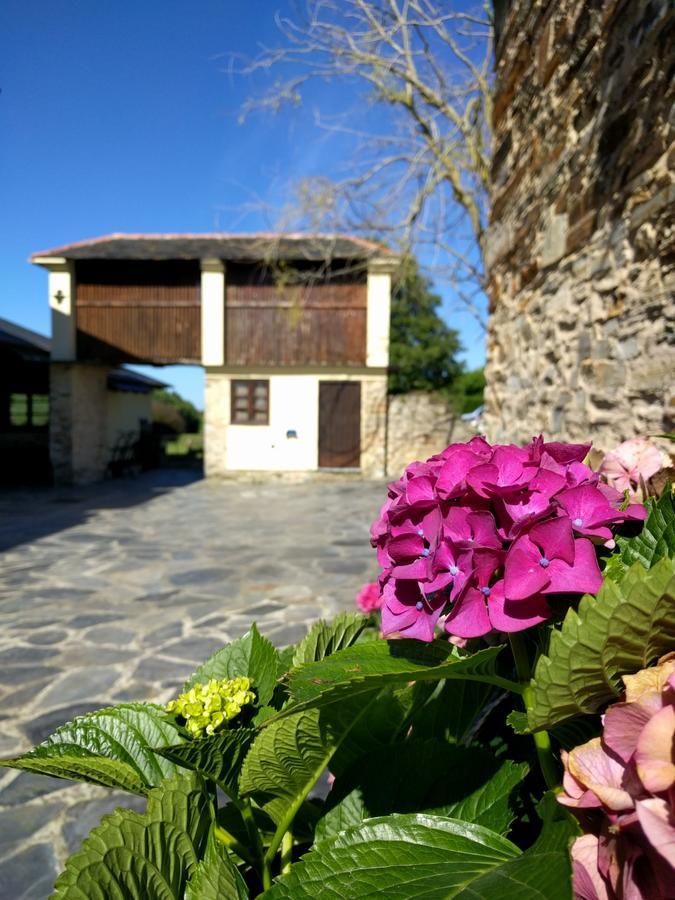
[32,234,395,368]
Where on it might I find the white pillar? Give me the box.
[39,258,76,361]
[201,259,225,366]
[366,258,395,368]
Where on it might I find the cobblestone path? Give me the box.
[0,470,384,898]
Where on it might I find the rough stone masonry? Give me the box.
[484,0,674,449]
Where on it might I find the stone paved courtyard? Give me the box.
[0,470,385,898]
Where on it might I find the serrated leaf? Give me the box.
[506,710,530,734]
[52,772,211,899]
[239,690,381,827]
[315,741,527,841]
[185,826,248,900]
[529,558,675,731]
[0,703,186,795]
[605,492,675,581]
[263,812,572,899]
[292,612,368,667]
[186,624,279,706]
[156,728,255,798]
[286,640,509,711]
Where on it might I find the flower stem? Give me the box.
[508,633,559,791]
[280,829,293,874]
[213,824,258,868]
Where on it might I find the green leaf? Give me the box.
[185,826,249,900]
[506,710,530,735]
[263,812,572,899]
[315,741,527,841]
[53,772,212,899]
[287,640,510,711]
[291,612,368,667]
[239,690,381,828]
[605,491,675,581]
[0,703,186,795]
[155,728,256,797]
[529,557,675,731]
[186,624,279,706]
[410,679,503,744]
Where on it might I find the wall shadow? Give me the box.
[0,468,203,553]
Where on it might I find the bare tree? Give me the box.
[233,0,493,328]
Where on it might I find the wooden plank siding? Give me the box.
[226,265,367,366]
[75,261,201,363]
[73,260,367,367]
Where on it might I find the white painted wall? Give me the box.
[201,259,225,366]
[366,261,392,368]
[225,375,320,470]
[45,260,76,361]
[105,391,153,454]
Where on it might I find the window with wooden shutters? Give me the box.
[231,380,269,425]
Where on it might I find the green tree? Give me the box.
[388,257,464,395]
[152,390,203,434]
[448,368,486,415]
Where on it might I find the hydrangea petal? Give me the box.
[635,798,675,868]
[444,587,492,638]
[635,705,675,793]
[571,835,611,900]
[543,538,603,596]
[566,737,634,811]
[487,582,551,633]
[529,516,576,564]
[504,542,550,599]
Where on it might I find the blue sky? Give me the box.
[1,1,487,409]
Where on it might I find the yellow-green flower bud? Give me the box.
[166,675,255,739]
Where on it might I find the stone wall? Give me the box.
[386,391,474,478]
[484,0,674,450]
[360,376,388,478]
[50,363,109,484]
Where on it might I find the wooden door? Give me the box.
[318,381,361,468]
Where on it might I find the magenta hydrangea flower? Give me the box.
[371,436,646,642]
[558,659,675,899]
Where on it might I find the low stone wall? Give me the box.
[484,0,675,450]
[385,391,474,478]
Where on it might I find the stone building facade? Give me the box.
[484,0,674,449]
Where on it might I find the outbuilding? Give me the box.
[31,233,396,484]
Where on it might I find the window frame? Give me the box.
[9,392,49,430]
[230,379,269,426]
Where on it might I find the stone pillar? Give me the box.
[200,259,225,367]
[366,258,394,368]
[360,375,388,478]
[50,363,109,485]
[203,371,229,477]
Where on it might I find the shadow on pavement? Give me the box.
[0,468,203,553]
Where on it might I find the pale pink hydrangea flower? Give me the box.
[558,659,675,899]
[598,437,668,500]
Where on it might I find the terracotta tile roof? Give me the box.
[31,233,395,263]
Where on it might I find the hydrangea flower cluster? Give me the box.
[166,676,255,739]
[370,436,646,641]
[559,659,675,899]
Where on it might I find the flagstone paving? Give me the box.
[0,470,384,898]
